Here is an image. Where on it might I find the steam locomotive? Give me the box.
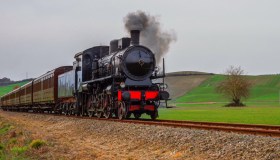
[0,30,169,120]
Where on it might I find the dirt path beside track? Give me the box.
[0,111,198,160]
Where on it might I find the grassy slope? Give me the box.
[0,81,29,97]
[175,74,280,103]
[164,75,211,99]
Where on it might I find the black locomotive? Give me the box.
[71,30,169,119]
[0,29,169,120]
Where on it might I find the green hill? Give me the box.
[0,81,29,97]
[175,74,280,104]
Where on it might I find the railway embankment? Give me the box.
[0,111,279,159]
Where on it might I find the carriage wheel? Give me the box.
[118,102,127,120]
[62,104,67,115]
[66,103,72,115]
[66,103,70,115]
[74,103,80,116]
[69,103,75,115]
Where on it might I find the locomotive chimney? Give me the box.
[130,30,140,45]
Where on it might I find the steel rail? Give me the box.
[2,111,280,137]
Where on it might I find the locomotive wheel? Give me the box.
[96,94,104,118]
[114,109,118,118]
[87,96,95,117]
[150,110,158,120]
[96,111,103,118]
[126,113,131,119]
[134,113,141,119]
[103,95,111,119]
[118,102,127,120]
[88,110,95,117]
[113,102,118,118]
[103,107,111,119]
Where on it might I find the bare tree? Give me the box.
[217,66,251,106]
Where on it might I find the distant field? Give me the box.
[0,81,29,97]
[175,74,280,104]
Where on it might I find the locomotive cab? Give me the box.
[74,46,109,91]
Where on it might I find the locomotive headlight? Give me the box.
[120,82,125,88]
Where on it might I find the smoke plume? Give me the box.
[124,11,177,65]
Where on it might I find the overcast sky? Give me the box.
[1,0,280,80]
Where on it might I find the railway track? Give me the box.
[103,119,280,137]
[2,110,280,137]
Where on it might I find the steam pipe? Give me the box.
[130,30,140,45]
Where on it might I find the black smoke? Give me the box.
[124,11,177,65]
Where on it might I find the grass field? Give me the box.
[162,74,280,125]
[158,105,280,125]
[0,81,29,97]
